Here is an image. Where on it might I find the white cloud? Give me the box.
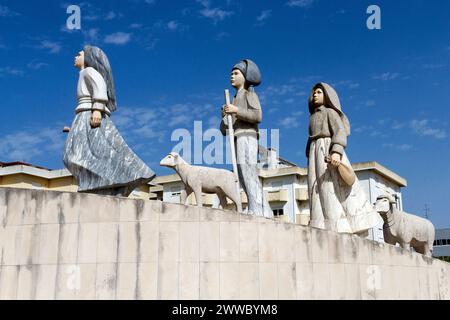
[382,143,413,152]
[215,32,230,41]
[104,11,123,21]
[38,40,62,54]
[287,0,314,8]
[165,20,189,32]
[207,116,221,129]
[279,111,304,129]
[68,2,121,21]
[167,21,179,31]
[104,32,131,45]
[197,0,233,23]
[0,5,20,17]
[279,117,299,129]
[409,119,447,139]
[84,28,100,43]
[334,80,360,89]
[27,61,48,70]
[0,128,65,162]
[372,72,400,81]
[255,10,272,26]
[130,23,143,29]
[84,14,100,21]
[114,102,217,145]
[200,7,233,22]
[353,125,374,134]
[370,131,383,137]
[169,114,192,127]
[422,63,447,70]
[0,67,24,77]
[365,100,376,107]
[197,0,211,7]
[105,11,117,20]
[391,121,405,130]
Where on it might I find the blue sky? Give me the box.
[0,0,449,227]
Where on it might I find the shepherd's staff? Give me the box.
[224,89,241,208]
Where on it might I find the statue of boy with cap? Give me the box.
[221,59,273,218]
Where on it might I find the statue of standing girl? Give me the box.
[221,59,272,218]
[306,82,382,234]
[63,45,155,196]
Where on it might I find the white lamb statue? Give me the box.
[160,152,242,212]
[374,194,435,257]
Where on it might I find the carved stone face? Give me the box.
[230,69,245,89]
[374,197,390,214]
[160,153,179,168]
[313,87,325,106]
[74,50,85,69]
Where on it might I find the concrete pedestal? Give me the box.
[0,188,449,300]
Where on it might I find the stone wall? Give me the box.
[0,187,449,300]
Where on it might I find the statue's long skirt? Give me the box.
[307,137,382,234]
[63,111,155,196]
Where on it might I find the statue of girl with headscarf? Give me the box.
[220,59,272,218]
[63,45,155,196]
[306,82,382,235]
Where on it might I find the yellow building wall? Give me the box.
[0,174,49,190]
[48,177,78,192]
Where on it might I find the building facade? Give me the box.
[150,149,407,242]
[0,162,152,200]
[1,152,407,243]
[433,228,450,260]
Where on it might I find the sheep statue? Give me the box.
[374,194,435,257]
[160,152,242,212]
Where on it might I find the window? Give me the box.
[271,181,283,188]
[170,186,182,197]
[166,185,183,203]
[273,209,284,216]
[434,239,450,246]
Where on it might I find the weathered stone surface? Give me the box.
[157,262,178,299]
[239,263,259,299]
[278,262,297,299]
[199,222,220,262]
[179,222,199,262]
[220,262,240,299]
[259,263,278,300]
[199,262,219,299]
[220,222,240,262]
[239,222,259,262]
[77,223,98,264]
[179,262,199,300]
[95,263,117,300]
[0,187,449,300]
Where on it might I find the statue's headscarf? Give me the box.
[308,82,351,136]
[83,45,117,112]
[232,59,261,88]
